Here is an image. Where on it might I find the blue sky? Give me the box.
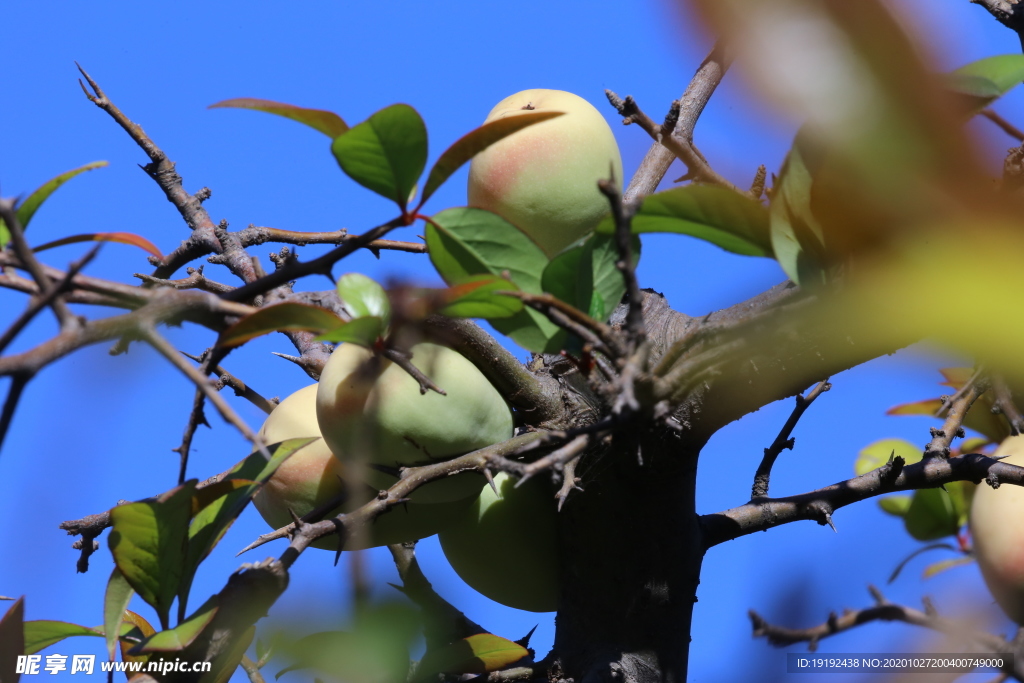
[2,1,1022,681]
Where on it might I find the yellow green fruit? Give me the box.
[253,384,473,551]
[438,472,560,612]
[315,342,513,504]
[467,89,624,257]
[970,434,1024,624]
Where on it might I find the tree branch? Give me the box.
[702,451,1024,548]
[751,379,831,498]
[622,42,733,202]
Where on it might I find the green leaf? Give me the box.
[337,273,391,324]
[15,161,109,231]
[134,598,218,653]
[426,207,560,352]
[331,104,427,210]
[178,438,315,617]
[544,233,641,324]
[419,111,564,206]
[878,495,912,517]
[418,633,529,676]
[32,232,163,259]
[314,315,386,346]
[946,54,1024,105]
[24,621,102,655]
[854,438,922,476]
[108,482,197,629]
[904,487,961,541]
[103,568,134,661]
[597,185,771,257]
[437,276,523,319]
[769,136,828,286]
[217,303,346,348]
[208,98,348,138]
[0,598,24,683]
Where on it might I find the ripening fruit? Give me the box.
[438,472,560,612]
[316,342,513,504]
[970,434,1024,623]
[467,89,624,257]
[253,384,474,551]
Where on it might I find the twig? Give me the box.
[555,456,583,512]
[506,291,620,358]
[0,373,31,457]
[991,375,1024,436]
[981,109,1024,141]
[139,325,260,445]
[181,351,276,414]
[382,347,446,396]
[751,380,831,498]
[221,216,405,303]
[925,379,984,458]
[605,93,740,194]
[597,178,644,344]
[750,585,1018,677]
[623,42,733,202]
[0,245,100,355]
[239,655,267,683]
[518,434,593,487]
[74,64,259,283]
[0,199,74,327]
[135,267,235,294]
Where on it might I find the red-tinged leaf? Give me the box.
[15,161,109,230]
[0,598,24,683]
[939,367,973,388]
[119,610,156,672]
[922,555,975,579]
[104,568,134,661]
[32,232,163,258]
[217,303,346,348]
[418,111,564,206]
[209,98,348,138]
[418,633,529,676]
[886,398,943,417]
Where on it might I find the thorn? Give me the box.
[483,468,498,495]
[825,513,837,533]
[271,351,306,367]
[515,625,538,649]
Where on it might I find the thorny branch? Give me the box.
[750,586,1023,679]
[971,0,1024,51]
[751,380,831,498]
[605,91,741,194]
[622,42,733,202]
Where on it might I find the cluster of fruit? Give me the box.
[249,88,624,613]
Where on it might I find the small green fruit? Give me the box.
[253,384,473,551]
[468,89,624,257]
[970,434,1024,624]
[438,472,559,612]
[316,342,513,504]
